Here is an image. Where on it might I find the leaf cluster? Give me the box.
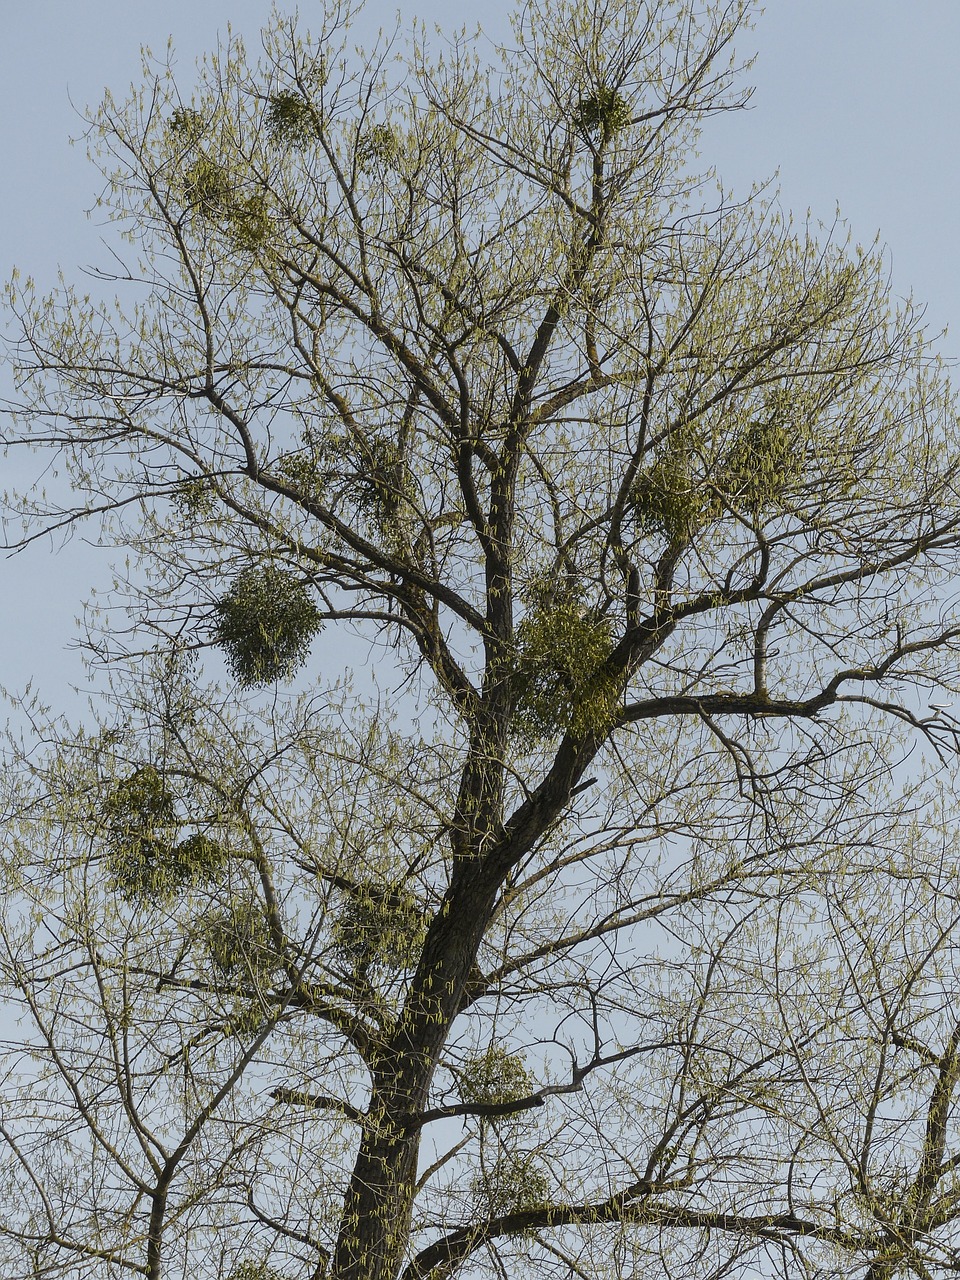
[512,595,618,741]
[472,1152,550,1216]
[213,565,323,687]
[202,897,281,980]
[630,443,704,542]
[182,153,233,212]
[715,417,804,515]
[182,153,273,251]
[102,766,227,904]
[331,883,427,975]
[266,90,317,148]
[356,124,401,171]
[631,411,805,539]
[352,435,415,546]
[167,107,206,144]
[460,1045,533,1107]
[228,1260,287,1280]
[175,474,218,521]
[576,86,633,136]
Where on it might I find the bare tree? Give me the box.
[4,1,960,1278]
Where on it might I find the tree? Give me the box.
[4,0,960,1277]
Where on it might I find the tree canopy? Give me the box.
[5,2,960,1279]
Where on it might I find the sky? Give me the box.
[1,0,959,712]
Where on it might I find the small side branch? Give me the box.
[270,1087,365,1126]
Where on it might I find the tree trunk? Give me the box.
[331,1117,422,1280]
[331,857,506,1280]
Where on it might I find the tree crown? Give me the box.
[4,3,960,1279]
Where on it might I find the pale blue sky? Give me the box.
[2,1,959,706]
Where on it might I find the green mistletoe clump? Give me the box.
[512,592,618,741]
[331,883,427,975]
[214,565,322,687]
[472,1153,549,1216]
[577,85,632,136]
[103,766,227,903]
[460,1045,532,1107]
[266,90,317,147]
[203,897,281,981]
